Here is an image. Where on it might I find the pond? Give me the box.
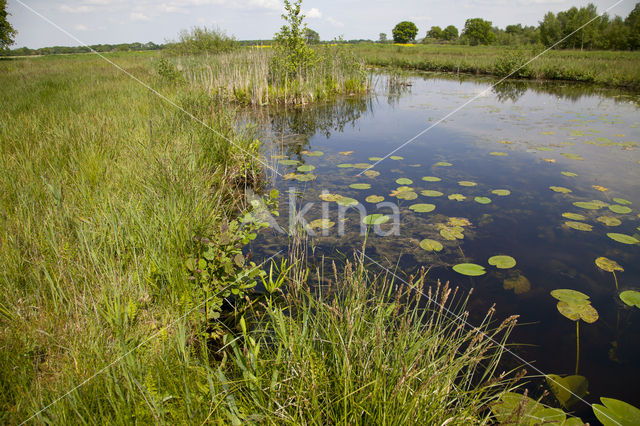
[246,72,640,418]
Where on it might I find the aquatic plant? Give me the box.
[593,397,640,426]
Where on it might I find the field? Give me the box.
[353,43,640,88]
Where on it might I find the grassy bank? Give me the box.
[354,43,640,89]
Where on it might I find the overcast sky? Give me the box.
[7,0,637,49]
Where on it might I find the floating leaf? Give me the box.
[318,193,343,202]
[488,255,516,269]
[543,158,557,163]
[546,375,588,410]
[593,185,608,192]
[409,203,436,213]
[448,217,471,227]
[458,181,478,187]
[397,191,418,200]
[364,170,380,177]
[595,257,623,273]
[362,214,390,225]
[448,193,466,201]
[504,273,530,294]
[619,291,640,309]
[597,216,621,226]
[492,189,511,196]
[490,151,508,156]
[422,176,441,182]
[307,219,335,230]
[491,393,542,424]
[607,233,639,244]
[336,197,358,207]
[439,226,464,241]
[574,201,604,210]
[297,164,315,172]
[302,150,323,157]
[499,140,512,144]
[434,161,452,167]
[453,263,486,277]
[294,173,316,182]
[365,195,384,203]
[279,159,300,166]
[353,163,373,169]
[474,197,492,204]
[557,301,599,323]
[550,186,572,193]
[396,178,413,185]
[421,190,444,197]
[271,154,286,160]
[337,163,353,168]
[562,153,584,160]
[593,397,640,426]
[613,198,632,205]
[390,156,404,160]
[609,205,632,214]
[349,183,371,190]
[551,289,591,306]
[562,171,578,177]
[368,156,382,161]
[419,239,443,252]
[565,221,593,231]
[339,151,354,155]
[541,131,556,135]
[562,212,586,221]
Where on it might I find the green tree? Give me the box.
[604,15,629,50]
[305,28,320,44]
[626,2,640,49]
[427,26,443,39]
[0,0,17,52]
[392,21,419,43]
[463,18,495,45]
[379,32,387,43]
[272,0,316,79]
[539,11,562,46]
[442,25,459,41]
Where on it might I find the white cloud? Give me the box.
[326,16,344,27]
[74,24,89,31]
[130,12,151,21]
[307,8,322,19]
[60,4,94,13]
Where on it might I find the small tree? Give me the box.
[272,0,316,79]
[442,25,459,41]
[427,26,443,39]
[626,2,640,49]
[392,21,418,43]
[305,28,320,44]
[0,0,17,52]
[379,32,387,43]
[463,18,495,45]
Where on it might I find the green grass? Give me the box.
[354,43,640,88]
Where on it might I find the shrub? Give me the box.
[166,26,237,56]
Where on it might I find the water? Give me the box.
[246,73,640,417]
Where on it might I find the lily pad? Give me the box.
[448,217,471,227]
[368,156,383,161]
[458,181,477,187]
[574,201,603,210]
[339,151,354,155]
[297,164,315,172]
[421,190,444,197]
[279,159,300,166]
[419,239,443,252]
[365,195,384,203]
[422,176,441,182]
[595,257,623,273]
[593,397,640,426]
[562,153,584,160]
[597,216,621,226]
[390,156,404,160]
[294,173,316,182]
[491,393,542,424]
[397,191,418,200]
[557,301,599,323]
[546,375,589,410]
[609,205,632,214]
[307,219,335,230]
[349,183,371,190]
[492,189,511,196]
[619,290,640,308]
[565,221,593,231]
[503,273,530,294]
[440,226,464,241]
[613,198,632,205]
[562,212,586,221]
[474,197,492,204]
[396,178,413,185]
[453,263,486,277]
[434,161,452,167]
[488,255,516,269]
[550,186,572,193]
[607,233,639,244]
[490,151,508,156]
[353,163,373,169]
[364,170,380,177]
[448,194,466,201]
[337,163,353,168]
[551,289,591,306]
[302,150,324,157]
[409,203,436,213]
[362,214,390,225]
[336,197,358,207]
[318,193,343,202]
[562,171,578,177]
[593,185,608,192]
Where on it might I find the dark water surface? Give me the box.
[246,73,640,418]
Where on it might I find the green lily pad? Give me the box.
[439,226,464,241]
[337,163,353,168]
[574,201,604,210]
[609,205,632,214]
[419,239,443,252]
[613,198,632,205]
[551,289,591,305]
[593,397,640,426]
[562,153,584,160]
[297,164,315,172]
[492,189,511,196]
[365,195,384,203]
[390,156,404,160]
[352,163,373,169]
[364,170,380,177]
[595,257,623,272]
[448,194,466,201]
[619,290,640,308]
[422,176,441,182]
[453,263,486,277]
[557,301,599,323]
[550,186,572,193]
[546,374,589,410]
[302,150,324,157]
[421,190,444,197]
[491,393,542,424]
[336,197,358,207]
[434,161,452,167]
[349,183,371,190]
[409,203,436,213]
[397,191,418,200]
[503,273,531,294]
[474,197,492,204]
[565,221,593,231]
[562,171,578,177]
[597,216,621,226]
[396,178,413,185]
[458,181,477,187]
[490,151,508,156]
[294,173,316,182]
[368,156,383,161]
[307,219,335,230]
[488,255,516,269]
[362,214,390,225]
[607,233,639,244]
[562,212,586,221]
[279,159,300,166]
[318,193,343,202]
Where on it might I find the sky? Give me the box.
[7,0,637,49]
